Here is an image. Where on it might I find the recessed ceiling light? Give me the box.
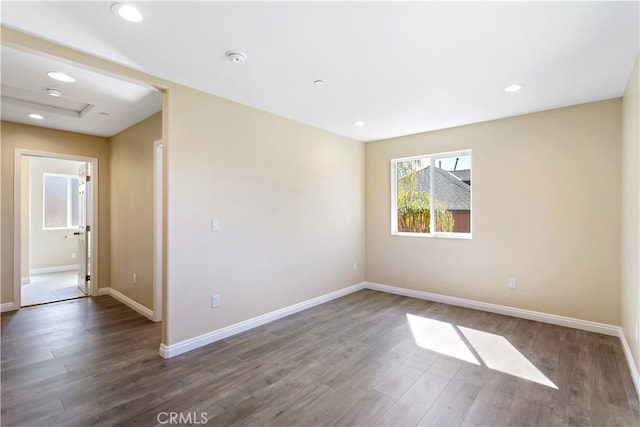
[46,88,63,97]
[47,72,76,83]
[313,79,325,86]
[353,121,365,127]
[112,3,144,22]
[504,84,522,93]
[28,113,44,120]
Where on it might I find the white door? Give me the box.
[77,163,91,295]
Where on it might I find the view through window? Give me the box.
[44,173,79,229]
[392,151,471,236]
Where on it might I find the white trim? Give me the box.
[392,232,473,240]
[429,158,435,233]
[153,140,163,322]
[390,149,472,238]
[14,151,21,309]
[96,287,110,296]
[390,159,398,235]
[366,282,640,396]
[21,277,31,285]
[13,150,100,306]
[619,329,640,398]
[154,278,638,399]
[364,282,620,336]
[1,302,19,313]
[31,265,78,275]
[1,127,2,317]
[159,282,366,359]
[105,287,155,321]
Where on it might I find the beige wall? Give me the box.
[1,28,365,348]
[2,28,632,367]
[1,121,111,303]
[165,84,365,343]
[621,54,640,374]
[366,100,622,325]
[110,112,162,310]
[28,157,85,271]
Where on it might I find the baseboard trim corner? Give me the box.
[618,329,640,398]
[364,282,620,336]
[159,343,170,359]
[96,287,110,296]
[103,287,155,321]
[159,282,366,359]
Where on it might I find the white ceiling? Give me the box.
[1,45,162,137]
[1,1,638,142]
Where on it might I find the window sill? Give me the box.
[392,232,472,240]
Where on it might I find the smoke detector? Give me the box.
[46,88,63,97]
[226,51,247,64]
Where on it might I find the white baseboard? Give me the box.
[153,278,639,399]
[21,277,30,285]
[619,329,640,398]
[0,302,19,313]
[365,282,639,399]
[365,282,619,336]
[99,287,155,321]
[159,282,366,359]
[96,287,110,296]
[31,265,77,275]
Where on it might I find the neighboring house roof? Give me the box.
[450,169,471,184]
[413,167,471,211]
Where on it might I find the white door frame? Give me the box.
[13,149,99,310]
[153,140,163,322]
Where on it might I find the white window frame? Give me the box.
[391,149,472,239]
[43,173,79,230]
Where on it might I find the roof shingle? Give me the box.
[413,167,471,211]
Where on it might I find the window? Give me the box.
[43,174,79,229]
[391,150,471,237]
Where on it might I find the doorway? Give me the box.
[15,151,98,307]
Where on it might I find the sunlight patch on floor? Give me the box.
[459,326,558,389]
[406,314,480,365]
[406,313,558,389]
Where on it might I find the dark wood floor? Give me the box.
[1,290,638,426]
